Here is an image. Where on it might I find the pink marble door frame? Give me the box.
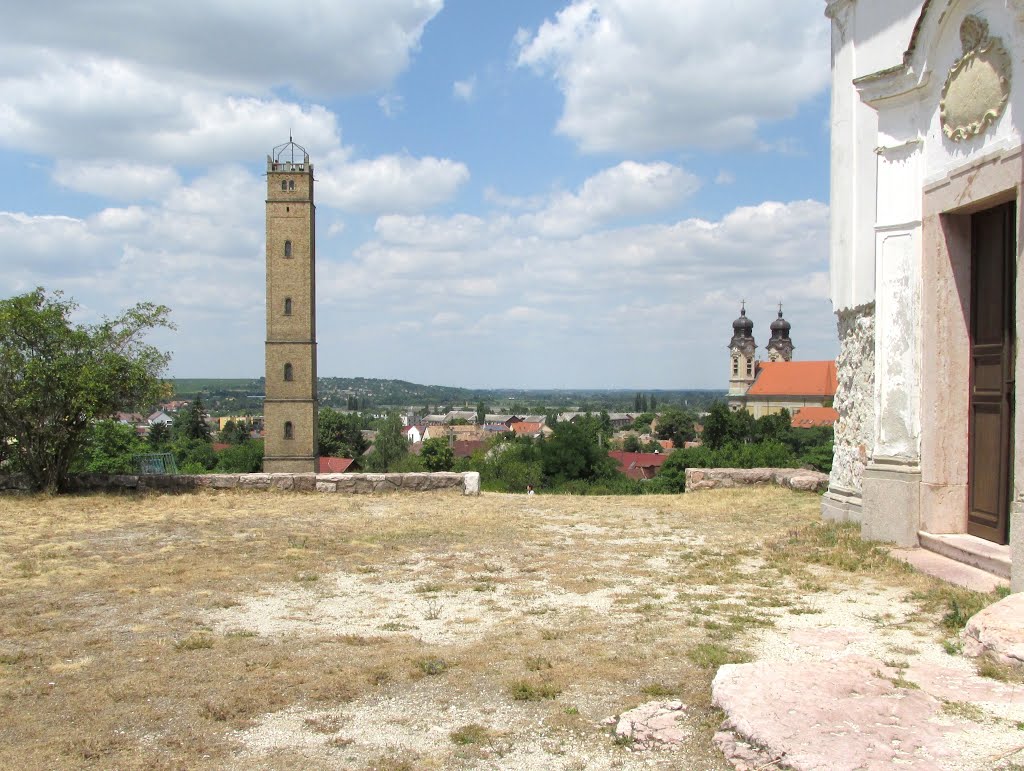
[920,147,1023,535]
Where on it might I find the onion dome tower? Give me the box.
[728,301,757,399]
[765,303,794,362]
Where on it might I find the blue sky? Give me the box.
[0,0,835,389]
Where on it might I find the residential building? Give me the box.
[608,451,668,480]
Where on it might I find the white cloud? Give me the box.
[715,170,735,186]
[521,161,700,238]
[313,194,832,386]
[453,76,477,101]
[0,54,342,164]
[516,0,828,152]
[317,154,470,213]
[0,2,442,96]
[378,93,405,118]
[53,161,181,201]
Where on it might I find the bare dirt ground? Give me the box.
[0,488,1015,770]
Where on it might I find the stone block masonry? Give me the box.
[0,472,480,496]
[685,467,829,493]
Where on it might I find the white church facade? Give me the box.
[824,0,1024,590]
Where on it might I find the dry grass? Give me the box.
[0,486,999,769]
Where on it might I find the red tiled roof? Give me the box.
[790,406,839,428]
[212,442,232,452]
[747,361,837,398]
[453,440,487,458]
[608,451,669,480]
[658,439,673,450]
[510,421,543,434]
[318,457,355,473]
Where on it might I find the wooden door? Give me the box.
[968,202,1015,544]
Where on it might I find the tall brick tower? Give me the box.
[263,138,318,472]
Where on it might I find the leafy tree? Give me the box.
[471,435,543,492]
[421,437,454,472]
[631,412,655,432]
[318,407,368,458]
[147,421,171,451]
[476,401,487,425]
[72,420,146,474]
[0,288,172,492]
[541,417,617,484]
[701,402,733,450]
[365,412,407,472]
[215,440,264,473]
[650,394,657,410]
[655,407,696,448]
[622,435,642,453]
[173,396,211,442]
[173,437,217,473]
[218,418,249,445]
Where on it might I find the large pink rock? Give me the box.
[712,656,955,770]
[962,592,1024,667]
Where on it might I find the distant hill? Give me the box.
[167,377,725,415]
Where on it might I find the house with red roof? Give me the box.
[318,457,356,473]
[790,406,839,429]
[608,450,669,480]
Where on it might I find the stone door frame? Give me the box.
[920,146,1023,539]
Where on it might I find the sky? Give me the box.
[0,0,835,390]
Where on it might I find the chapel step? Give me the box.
[918,531,1011,580]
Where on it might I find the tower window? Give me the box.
[732,358,739,376]
[288,180,295,191]
[284,363,293,382]
[284,297,292,316]
[281,180,287,191]
[746,360,753,376]
[284,240,292,258]
[284,421,294,440]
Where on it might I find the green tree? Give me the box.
[173,437,217,473]
[631,412,655,432]
[421,437,455,471]
[215,440,264,473]
[318,407,368,458]
[365,412,407,471]
[147,421,171,451]
[218,418,249,445]
[622,435,642,452]
[173,397,211,442]
[476,401,487,425]
[701,402,733,450]
[542,417,617,484]
[656,407,696,448]
[72,420,146,474]
[0,288,172,492]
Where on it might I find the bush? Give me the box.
[215,440,264,473]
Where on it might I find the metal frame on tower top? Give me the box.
[267,135,310,172]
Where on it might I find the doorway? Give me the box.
[967,202,1015,544]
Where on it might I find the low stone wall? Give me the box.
[685,468,829,493]
[1,471,480,496]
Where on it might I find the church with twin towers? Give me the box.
[263,138,319,473]
[727,302,837,421]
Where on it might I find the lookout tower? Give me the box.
[263,137,318,472]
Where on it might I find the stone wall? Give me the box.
[0,472,480,496]
[685,468,829,493]
[828,303,876,500]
